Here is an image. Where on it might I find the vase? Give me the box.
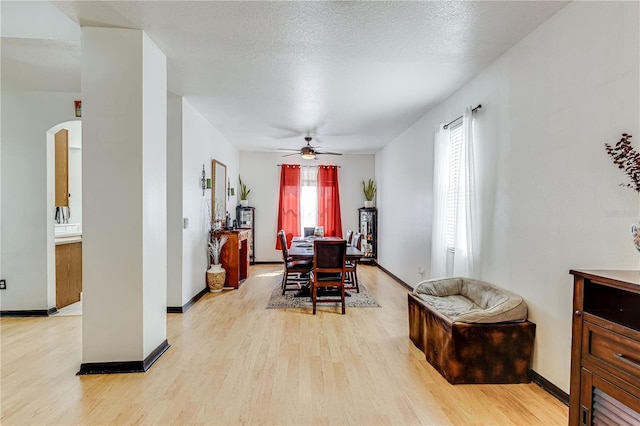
[631,222,640,253]
[364,200,374,208]
[206,264,226,292]
[240,199,249,207]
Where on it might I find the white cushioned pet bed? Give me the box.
[412,277,528,323]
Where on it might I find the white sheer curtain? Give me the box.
[430,125,450,277]
[431,106,480,278]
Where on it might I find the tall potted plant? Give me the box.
[239,175,251,207]
[362,178,376,208]
[207,231,229,292]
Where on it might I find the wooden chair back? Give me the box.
[311,239,347,314]
[313,239,347,274]
[278,230,289,259]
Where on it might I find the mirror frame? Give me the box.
[212,159,227,225]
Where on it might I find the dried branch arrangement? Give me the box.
[604,133,640,192]
[209,233,229,266]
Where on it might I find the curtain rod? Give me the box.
[276,164,340,168]
[443,104,482,129]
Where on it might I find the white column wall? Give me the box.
[141,33,167,355]
[81,27,167,362]
[376,1,639,392]
[166,93,183,308]
[239,152,374,262]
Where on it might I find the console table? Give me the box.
[569,269,640,425]
[219,229,251,289]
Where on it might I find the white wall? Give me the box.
[167,93,184,308]
[1,91,80,311]
[377,1,639,393]
[178,98,239,305]
[240,152,375,262]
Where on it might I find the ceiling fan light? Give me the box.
[301,152,316,160]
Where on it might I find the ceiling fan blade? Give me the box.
[277,148,301,152]
[281,152,300,157]
[316,151,343,156]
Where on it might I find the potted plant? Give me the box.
[239,175,251,207]
[207,231,229,292]
[362,178,376,208]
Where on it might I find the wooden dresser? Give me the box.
[219,229,251,289]
[569,270,640,425]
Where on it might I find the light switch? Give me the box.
[183,218,189,229]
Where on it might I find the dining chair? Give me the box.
[344,232,361,293]
[303,227,315,237]
[278,230,312,295]
[345,229,353,246]
[311,239,347,315]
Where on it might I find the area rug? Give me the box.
[266,276,381,309]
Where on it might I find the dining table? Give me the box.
[287,236,363,298]
[288,236,364,260]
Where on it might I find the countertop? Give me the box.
[55,233,82,245]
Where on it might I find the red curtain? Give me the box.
[276,165,301,249]
[317,165,343,238]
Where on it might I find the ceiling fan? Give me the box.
[279,136,343,160]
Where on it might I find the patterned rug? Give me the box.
[266,276,381,309]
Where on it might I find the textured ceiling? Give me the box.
[2,1,568,154]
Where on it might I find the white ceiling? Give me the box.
[1,1,568,154]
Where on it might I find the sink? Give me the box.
[55,223,81,236]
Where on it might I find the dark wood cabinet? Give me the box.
[56,241,82,309]
[219,229,250,289]
[236,206,255,264]
[569,270,640,426]
[358,207,377,263]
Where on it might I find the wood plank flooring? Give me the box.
[0,264,568,425]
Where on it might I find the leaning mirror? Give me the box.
[212,160,227,227]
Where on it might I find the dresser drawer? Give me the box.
[582,320,640,389]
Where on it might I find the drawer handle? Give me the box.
[614,353,640,369]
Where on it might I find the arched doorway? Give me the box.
[46,120,82,314]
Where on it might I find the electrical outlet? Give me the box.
[418,267,425,275]
[0,279,6,290]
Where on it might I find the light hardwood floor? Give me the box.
[1,265,568,425]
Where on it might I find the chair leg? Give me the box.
[353,268,359,293]
[281,271,287,295]
[312,283,317,315]
[341,285,345,315]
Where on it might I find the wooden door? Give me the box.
[55,129,69,206]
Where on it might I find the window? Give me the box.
[431,107,480,278]
[276,164,343,248]
[300,166,318,234]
